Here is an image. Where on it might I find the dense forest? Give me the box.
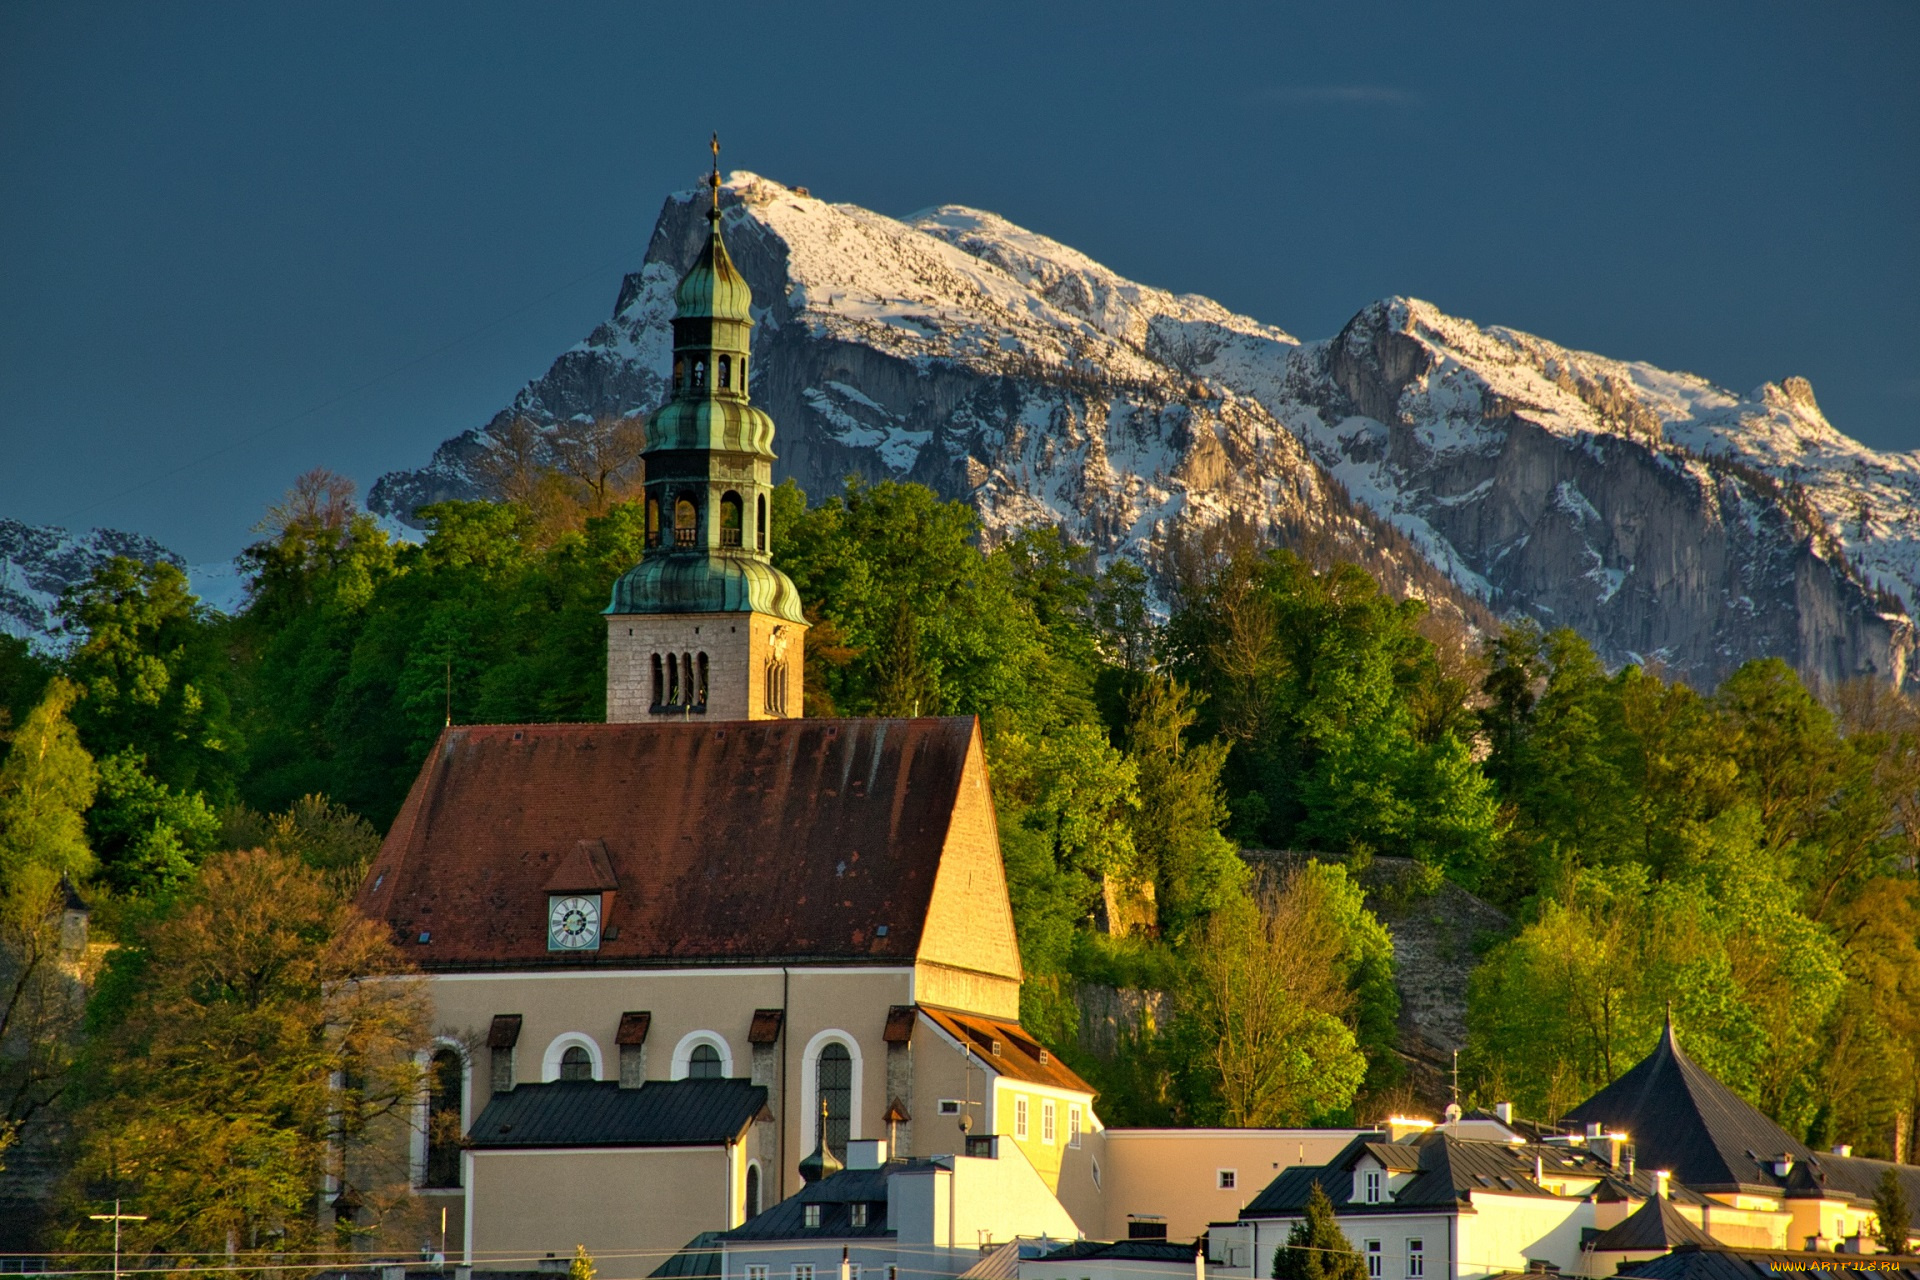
[3,465,1919,1252]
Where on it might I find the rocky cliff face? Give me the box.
[1,520,248,649]
[370,174,1919,691]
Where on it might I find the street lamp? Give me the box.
[87,1200,147,1280]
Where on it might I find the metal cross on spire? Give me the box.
[709,132,722,221]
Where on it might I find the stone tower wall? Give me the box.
[607,610,806,722]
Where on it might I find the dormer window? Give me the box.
[850,1202,869,1227]
[559,1046,592,1081]
[803,1204,822,1229]
[1364,1169,1384,1203]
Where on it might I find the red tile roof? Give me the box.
[918,1006,1093,1094]
[358,717,982,971]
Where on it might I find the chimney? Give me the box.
[846,1139,888,1170]
[1655,1171,1671,1200]
[1605,1133,1629,1170]
[1585,1122,1603,1142]
[1495,1102,1514,1125]
[1533,1154,1545,1184]
[1831,1144,1852,1157]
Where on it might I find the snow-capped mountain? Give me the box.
[0,519,247,650]
[371,173,1917,690]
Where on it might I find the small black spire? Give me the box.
[798,1098,843,1184]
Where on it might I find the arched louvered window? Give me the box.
[651,653,664,707]
[667,652,681,705]
[697,652,709,708]
[817,1043,852,1160]
[757,494,767,551]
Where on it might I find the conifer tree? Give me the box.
[0,678,98,883]
[1274,1183,1367,1280]
[1875,1168,1912,1256]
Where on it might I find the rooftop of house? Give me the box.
[1029,1240,1201,1263]
[358,716,1004,971]
[649,1233,726,1280]
[1616,1244,1920,1280]
[918,1006,1095,1094]
[1242,1129,1621,1217]
[1564,1021,1920,1220]
[1587,1195,1717,1253]
[467,1078,767,1150]
[717,1159,933,1241]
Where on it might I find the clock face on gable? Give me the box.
[548,894,602,951]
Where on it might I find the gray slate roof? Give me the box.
[1563,1022,1808,1195]
[1617,1245,1920,1280]
[468,1078,766,1149]
[718,1161,932,1241]
[1588,1197,1715,1252]
[1243,1131,1614,1217]
[1031,1241,1199,1264]
[650,1232,725,1280]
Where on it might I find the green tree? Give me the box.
[67,848,430,1255]
[1273,1183,1367,1280]
[1166,550,1497,882]
[0,679,98,883]
[1175,879,1368,1125]
[88,750,222,897]
[1874,1168,1913,1256]
[1124,675,1245,940]
[0,633,55,749]
[60,557,237,799]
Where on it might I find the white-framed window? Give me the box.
[1406,1239,1424,1279]
[794,1267,815,1280]
[803,1204,821,1228]
[1365,1241,1382,1280]
[747,1268,767,1280]
[851,1202,869,1227]
[1014,1096,1029,1139]
[1363,1169,1383,1204]
[1218,1169,1237,1190]
[887,1268,898,1280]
[670,1031,735,1080]
[849,1266,861,1280]
[1042,1100,1056,1144]
[1068,1105,1082,1148]
[801,1030,863,1160]
[939,1099,962,1115]
[540,1033,604,1082]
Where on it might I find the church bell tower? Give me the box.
[605,140,807,722]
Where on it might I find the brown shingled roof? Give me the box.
[358,717,982,971]
[918,1006,1093,1094]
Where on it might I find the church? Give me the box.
[351,162,1110,1272]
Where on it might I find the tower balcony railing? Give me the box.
[720,528,742,548]
[674,526,699,548]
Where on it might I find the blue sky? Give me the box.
[1,1,1915,561]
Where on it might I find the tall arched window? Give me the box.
[673,358,686,389]
[424,1048,464,1188]
[692,360,706,390]
[765,658,788,717]
[756,494,767,551]
[651,653,664,707]
[667,652,681,706]
[682,653,695,709]
[720,492,743,547]
[745,1163,761,1218]
[559,1046,592,1081]
[696,652,709,708]
[817,1043,852,1159]
[717,355,732,389]
[689,1044,723,1079]
[675,496,698,547]
[646,497,661,547]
